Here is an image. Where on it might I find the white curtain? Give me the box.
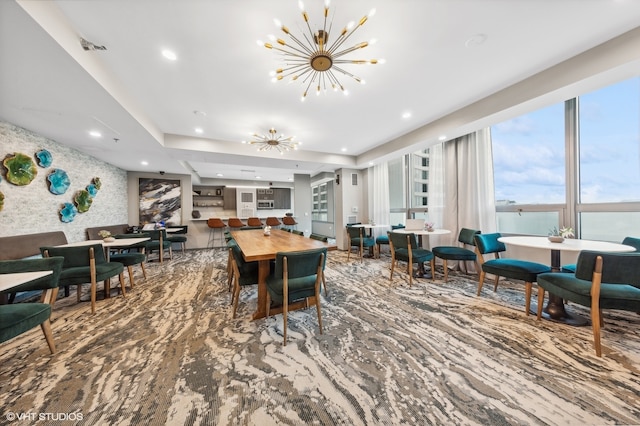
[430,128,497,270]
[370,162,390,237]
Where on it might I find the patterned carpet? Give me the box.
[1,249,639,426]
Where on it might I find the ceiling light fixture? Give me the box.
[261,0,381,101]
[245,128,300,155]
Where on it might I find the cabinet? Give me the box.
[273,188,291,209]
[223,187,236,210]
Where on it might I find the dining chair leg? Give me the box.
[140,262,147,280]
[493,275,500,292]
[477,271,486,296]
[126,265,135,288]
[41,319,56,354]
[119,273,126,297]
[536,288,545,320]
[443,259,449,283]
[90,279,97,315]
[524,282,532,315]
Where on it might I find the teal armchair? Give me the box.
[265,248,327,345]
[346,226,375,262]
[166,225,188,254]
[145,229,172,262]
[388,231,435,288]
[0,256,64,307]
[474,233,551,315]
[561,236,640,273]
[537,250,640,357]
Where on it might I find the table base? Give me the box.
[530,300,589,327]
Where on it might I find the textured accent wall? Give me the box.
[0,122,128,242]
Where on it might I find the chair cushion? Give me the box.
[561,264,576,273]
[167,235,187,243]
[109,253,146,266]
[376,235,389,245]
[432,246,476,261]
[537,272,640,311]
[59,263,124,285]
[351,237,375,248]
[0,303,51,343]
[393,248,434,264]
[482,259,550,283]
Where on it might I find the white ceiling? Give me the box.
[2,0,640,184]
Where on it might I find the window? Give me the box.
[492,102,566,205]
[578,77,640,203]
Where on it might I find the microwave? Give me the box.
[257,200,274,209]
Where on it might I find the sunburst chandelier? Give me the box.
[244,128,300,154]
[260,0,381,101]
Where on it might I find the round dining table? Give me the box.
[498,236,635,325]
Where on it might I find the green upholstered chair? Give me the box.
[41,244,125,315]
[0,257,64,307]
[109,252,147,289]
[432,228,481,282]
[388,231,435,288]
[229,243,260,318]
[309,234,329,295]
[145,229,172,262]
[346,226,375,262]
[166,225,188,254]
[474,233,551,315]
[375,224,405,257]
[537,250,640,357]
[0,256,64,354]
[561,236,640,273]
[0,303,56,354]
[265,248,327,345]
[292,230,304,236]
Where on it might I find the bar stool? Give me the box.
[247,217,263,227]
[266,217,281,229]
[228,217,246,230]
[282,215,297,230]
[207,218,226,248]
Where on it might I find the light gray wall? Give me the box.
[0,121,128,243]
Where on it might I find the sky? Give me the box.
[491,76,640,205]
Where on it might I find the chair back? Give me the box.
[274,248,327,281]
[147,229,168,242]
[309,233,328,242]
[228,218,245,228]
[230,244,259,284]
[575,250,640,288]
[266,217,281,226]
[41,243,105,267]
[391,224,405,230]
[621,236,640,252]
[207,218,225,229]
[292,230,304,236]
[282,216,297,226]
[346,226,363,240]
[459,228,481,246]
[247,217,263,227]
[172,225,188,234]
[388,231,415,250]
[474,233,505,255]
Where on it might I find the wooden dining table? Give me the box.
[231,228,336,320]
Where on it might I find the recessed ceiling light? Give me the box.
[341,148,347,152]
[255,176,262,179]
[89,130,101,137]
[162,49,177,60]
[194,127,203,134]
[216,173,223,177]
[402,111,412,119]
[438,135,447,141]
[141,160,149,166]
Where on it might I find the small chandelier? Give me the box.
[244,128,300,154]
[260,0,381,101]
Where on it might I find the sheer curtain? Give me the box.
[430,128,497,269]
[370,162,390,237]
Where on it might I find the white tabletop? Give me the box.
[0,270,53,292]
[57,237,149,248]
[396,228,451,236]
[498,236,635,253]
[351,224,389,229]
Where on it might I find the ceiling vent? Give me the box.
[80,38,107,51]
